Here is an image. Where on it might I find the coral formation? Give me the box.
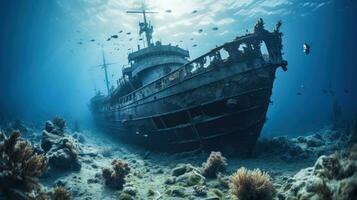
[51,186,71,200]
[52,117,66,134]
[0,131,48,199]
[193,185,207,196]
[102,159,130,190]
[44,117,66,137]
[280,145,357,200]
[118,192,134,200]
[201,151,227,178]
[230,167,274,200]
[41,119,81,171]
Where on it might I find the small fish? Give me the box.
[192,44,197,47]
[77,42,83,45]
[126,32,131,35]
[322,90,328,94]
[165,9,172,13]
[139,38,143,41]
[344,89,349,94]
[111,35,118,39]
[297,92,302,95]
[179,40,183,43]
[192,10,198,14]
[76,30,80,33]
[303,42,310,55]
[119,30,123,33]
[212,27,219,31]
[198,29,203,33]
[90,39,95,42]
[129,38,133,41]
[106,38,111,41]
[300,84,305,88]
[190,38,194,40]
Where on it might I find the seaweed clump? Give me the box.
[230,167,274,200]
[201,151,227,178]
[102,159,130,190]
[0,131,48,199]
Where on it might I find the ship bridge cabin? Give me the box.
[124,41,189,86]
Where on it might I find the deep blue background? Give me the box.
[0,0,356,136]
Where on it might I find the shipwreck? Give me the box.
[90,10,288,154]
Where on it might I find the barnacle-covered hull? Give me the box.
[91,20,287,154]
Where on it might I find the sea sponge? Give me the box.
[230,167,274,200]
[0,131,48,199]
[102,159,130,190]
[51,186,71,200]
[201,151,227,178]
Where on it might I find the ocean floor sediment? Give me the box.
[1,118,356,200]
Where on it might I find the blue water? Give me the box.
[0,0,356,135]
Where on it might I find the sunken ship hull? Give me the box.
[91,19,287,154]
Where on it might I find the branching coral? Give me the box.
[201,151,227,178]
[230,167,274,200]
[0,131,48,199]
[102,159,130,190]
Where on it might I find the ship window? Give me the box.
[238,43,247,52]
[219,49,229,60]
[261,42,269,60]
[191,63,198,73]
[169,71,179,82]
[181,67,188,78]
[203,57,209,68]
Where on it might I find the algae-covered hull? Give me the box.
[91,19,288,154]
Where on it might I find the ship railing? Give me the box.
[111,22,286,109]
